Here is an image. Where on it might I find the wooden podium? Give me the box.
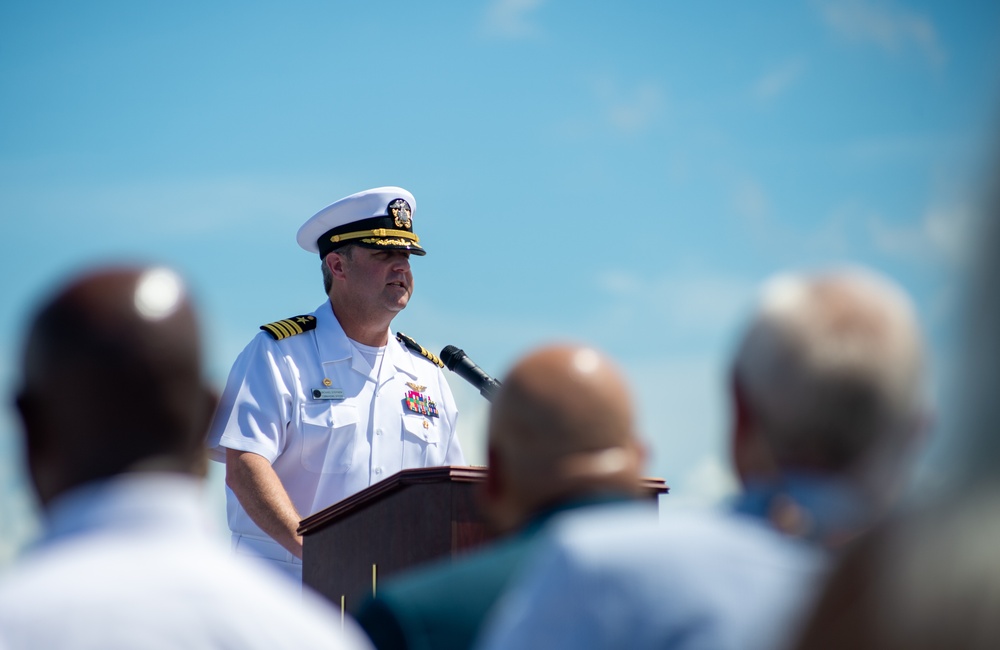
[298,465,669,609]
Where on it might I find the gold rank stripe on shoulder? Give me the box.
[395,332,444,368]
[260,315,318,341]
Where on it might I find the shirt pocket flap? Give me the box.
[299,403,359,473]
[401,413,440,445]
[301,402,360,428]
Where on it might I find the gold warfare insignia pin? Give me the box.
[406,382,427,392]
[389,198,412,229]
[323,378,333,387]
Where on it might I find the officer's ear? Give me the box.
[325,250,350,280]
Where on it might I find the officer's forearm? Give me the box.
[225,448,304,559]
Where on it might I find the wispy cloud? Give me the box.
[732,177,773,223]
[752,58,808,103]
[731,176,853,258]
[0,412,40,568]
[868,202,975,267]
[553,75,667,141]
[596,269,757,337]
[815,0,947,69]
[659,454,739,510]
[482,0,548,39]
[0,174,329,239]
[730,172,979,273]
[839,133,951,165]
[625,354,733,506]
[592,76,667,135]
[607,83,666,134]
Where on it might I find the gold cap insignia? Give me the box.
[389,198,412,229]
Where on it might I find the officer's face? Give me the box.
[343,248,414,315]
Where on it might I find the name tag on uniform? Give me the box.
[312,388,345,400]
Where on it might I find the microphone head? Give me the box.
[439,345,465,370]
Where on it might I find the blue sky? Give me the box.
[2,1,998,566]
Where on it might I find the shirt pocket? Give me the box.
[299,402,358,474]
[401,413,442,466]
[401,413,440,445]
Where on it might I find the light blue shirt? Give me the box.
[476,499,828,650]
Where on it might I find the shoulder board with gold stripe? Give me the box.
[260,315,318,341]
[395,332,444,368]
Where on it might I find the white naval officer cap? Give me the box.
[296,186,426,258]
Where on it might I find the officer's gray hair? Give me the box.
[732,267,926,472]
[321,245,356,295]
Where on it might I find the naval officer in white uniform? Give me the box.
[207,186,466,579]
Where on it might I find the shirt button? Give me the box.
[374,467,383,476]
[376,428,383,436]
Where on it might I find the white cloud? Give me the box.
[815,0,947,69]
[840,133,949,165]
[659,454,739,512]
[624,353,735,511]
[596,269,639,296]
[752,58,808,103]
[0,429,40,572]
[732,177,772,222]
[595,269,757,337]
[202,464,232,544]
[607,83,666,134]
[732,176,857,259]
[593,77,666,135]
[482,0,547,39]
[0,345,36,571]
[552,75,667,141]
[450,379,491,467]
[868,202,975,267]
[0,173,333,239]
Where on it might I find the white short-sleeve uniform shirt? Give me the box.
[0,474,374,650]
[207,301,464,561]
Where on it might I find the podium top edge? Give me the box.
[298,466,669,535]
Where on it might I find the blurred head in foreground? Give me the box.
[730,267,927,533]
[15,265,217,507]
[483,344,647,533]
[792,160,1000,650]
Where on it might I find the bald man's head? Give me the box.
[15,266,216,506]
[484,344,645,531]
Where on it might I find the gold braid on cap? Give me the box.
[330,228,420,245]
[362,237,417,247]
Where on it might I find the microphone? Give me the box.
[440,345,502,401]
